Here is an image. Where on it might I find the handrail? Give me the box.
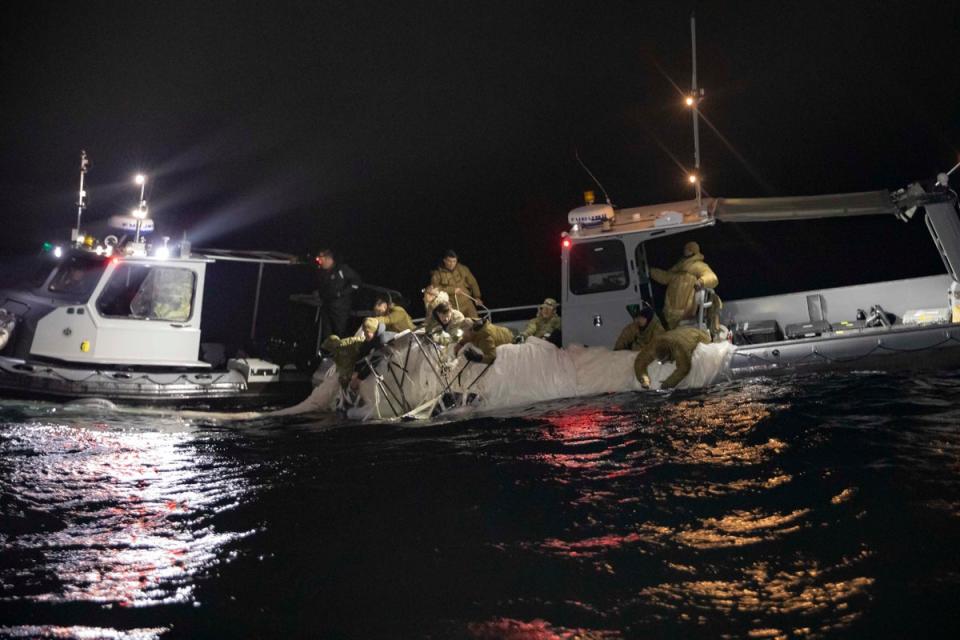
[412,303,558,324]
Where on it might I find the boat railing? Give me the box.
[413,303,553,335]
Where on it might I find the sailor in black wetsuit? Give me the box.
[316,248,362,341]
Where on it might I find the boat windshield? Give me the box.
[46,254,107,299]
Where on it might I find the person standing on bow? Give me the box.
[316,248,362,341]
[649,241,718,329]
[430,249,483,319]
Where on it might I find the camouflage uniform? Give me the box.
[649,245,718,329]
[633,327,710,389]
[430,263,482,319]
[614,315,665,351]
[462,322,514,364]
[372,305,415,333]
[321,334,365,387]
[521,315,561,339]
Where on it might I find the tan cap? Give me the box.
[540,297,558,308]
[683,241,700,256]
[362,318,379,333]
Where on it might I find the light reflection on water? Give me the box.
[489,385,879,638]
[1,371,959,638]
[1,418,255,638]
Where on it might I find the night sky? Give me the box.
[2,1,959,316]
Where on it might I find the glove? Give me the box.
[463,347,484,363]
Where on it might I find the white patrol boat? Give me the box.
[558,180,960,378]
[556,14,960,379]
[0,155,312,408]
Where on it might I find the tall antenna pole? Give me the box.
[133,174,147,244]
[73,150,89,243]
[690,13,703,210]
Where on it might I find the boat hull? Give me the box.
[0,356,312,409]
[729,322,960,378]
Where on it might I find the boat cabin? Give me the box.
[1,244,300,370]
[27,251,211,367]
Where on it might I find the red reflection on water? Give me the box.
[541,532,643,558]
[468,617,622,640]
[540,409,617,440]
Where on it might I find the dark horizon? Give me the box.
[1,0,958,310]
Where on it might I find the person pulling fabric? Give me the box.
[428,301,468,345]
[319,334,365,388]
[370,295,414,333]
[422,286,451,332]
[456,318,514,364]
[633,326,711,389]
[349,318,396,391]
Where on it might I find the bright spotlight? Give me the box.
[135,174,146,185]
[155,246,170,260]
[685,95,695,107]
[688,174,698,184]
[53,246,63,258]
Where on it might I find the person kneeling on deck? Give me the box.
[614,303,664,352]
[516,297,562,346]
[428,301,468,345]
[348,318,396,392]
[456,318,514,364]
[371,295,415,333]
[633,326,711,390]
[320,334,365,389]
[649,241,719,329]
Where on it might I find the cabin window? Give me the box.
[46,255,106,297]
[568,240,629,295]
[96,264,196,322]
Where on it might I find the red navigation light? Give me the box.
[562,238,571,249]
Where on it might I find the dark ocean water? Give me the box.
[1,370,959,639]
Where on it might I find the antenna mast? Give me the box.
[73,150,89,243]
[689,13,703,211]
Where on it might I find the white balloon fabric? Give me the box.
[272,332,737,420]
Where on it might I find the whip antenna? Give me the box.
[575,149,613,206]
[688,13,704,211]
